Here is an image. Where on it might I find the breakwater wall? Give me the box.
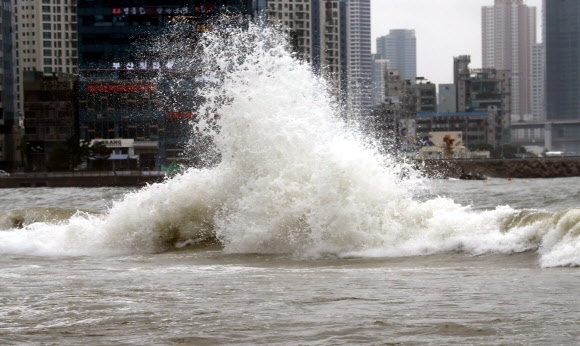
[419,157,580,179]
[1,158,579,188]
[0,171,167,188]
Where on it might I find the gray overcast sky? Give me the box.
[371,0,542,85]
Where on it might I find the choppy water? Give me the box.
[1,24,580,344]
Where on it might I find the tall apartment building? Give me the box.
[545,0,580,152]
[346,0,372,116]
[14,0,79,118]
[530,42,544,121]
[267,0,371,115]
[376,29,416,82]
[266,0,349,102]
[482,0,536,121]
[1,0,18,170]
[371,54,387,107]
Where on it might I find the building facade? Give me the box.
[413,79,436,114]
[376,29,416,82]
[416,111,490,148]
[14,0,79,120]
[23,71,77,171]
[482,0,536,121]
[545,0,580,153]
[438,84,457,114]
[1,0,19,170]
[530,42,544,121]
[77,0,261,169]
[346,0,372,116]
[455,61,511,147]
[371,54,387,107]
[266,0,349,104]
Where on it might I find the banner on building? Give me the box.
[86,84,158,93]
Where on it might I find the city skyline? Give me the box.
[371,0,542,85]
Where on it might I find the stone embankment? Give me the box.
[0,171,167,188]
[1,158,579,188]
[419,157,580,179]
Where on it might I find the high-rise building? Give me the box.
[530,42,544,121]
[14,0,79,119]
[267,0,372,115]
[545,0,580,152]
[346,0,372,116]
[376,29,416,82]
[77,1,262,169]
[371,55,388,107]
[266,0,349,103]
[545,0,580,120]
[0,0,19,170]
[482,0,536,121]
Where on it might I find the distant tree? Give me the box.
[90,141,112,160]
[65,135,92,170]
[468,143,531,159]
[88,141,112,171]
[492,144,529,159]
[49,144,69,171]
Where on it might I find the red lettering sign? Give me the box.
[86,84,158,93]
[167,112,195,120]
[112,8,122,15]
[165,112,220,120]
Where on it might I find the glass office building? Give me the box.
[1,0,18,170]
[545,0,580,152]
[77,0,261,169]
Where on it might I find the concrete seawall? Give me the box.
[0,171,167,188]
[1,158,579,188]
[420,157,580,179]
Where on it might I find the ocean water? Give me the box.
[1,24,580,345]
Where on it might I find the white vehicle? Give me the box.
[0,170,10,177]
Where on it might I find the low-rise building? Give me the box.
[455,63,511,147]
[416,111,492,148]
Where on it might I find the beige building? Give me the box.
[14,0,78,118]
[267,0,348,98]
[482,0,536,121]
[346,0,372,115]
[267,0,373,115]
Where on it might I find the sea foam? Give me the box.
[1,23,579,267]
